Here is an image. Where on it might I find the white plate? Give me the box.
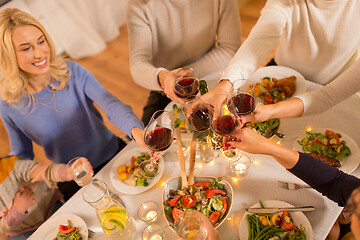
[239,200,313,240]
[110,147,165,194]
[249,66,307,97]
[293,128,360,174]
[29,213,88,240]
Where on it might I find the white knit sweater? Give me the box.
[298,58,360,116]
[221,0,360,85]
[126,0,242,91]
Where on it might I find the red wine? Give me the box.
[188,105,213,131]
[230,93,255,116]
[211,115,239,136]
[175,78,199,99]
[145,127,173,151]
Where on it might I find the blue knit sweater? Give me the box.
[0,61,144,168]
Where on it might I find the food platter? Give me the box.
[29,213,88,240]
[293,128,360,174]
[249,66,307,97]
[110,146,165,194]
[239,200,313,240]
[163,176,233,231]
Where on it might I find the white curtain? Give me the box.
[1,0,127,59]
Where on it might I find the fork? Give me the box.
[88,228,95,238]
[278,181,311,190]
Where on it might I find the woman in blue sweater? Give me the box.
[0,8,146,198]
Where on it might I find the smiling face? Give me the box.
[11,25,51,80]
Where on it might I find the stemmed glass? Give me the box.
[174,68,200,102]
[142,110,174,176]
[225,79,255,172]
[187,99,213,132]
[229,79,256,118]
[210,94,242,173]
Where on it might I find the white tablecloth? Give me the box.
[30,81,360,240]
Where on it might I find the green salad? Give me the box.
[53,220,82,240]
[246,119,284,139]
[164,178,230,227]
[297,129,351,161]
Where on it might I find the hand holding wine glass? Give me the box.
[143,110,174,176]
[174,68,200,102]
[187,99,213,132]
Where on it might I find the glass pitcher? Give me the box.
[82,180,136,239]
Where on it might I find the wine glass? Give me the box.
[229,79,256,117]
[174,210,206,240]
[210,94,242,172]
[144,110,174,175]
[174,68,200,101]
[187,99,213,132]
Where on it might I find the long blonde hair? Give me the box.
[0,8,69,105]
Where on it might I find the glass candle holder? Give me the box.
[138,201,160,224]
[230,153,251,177]
[142,224,165,240]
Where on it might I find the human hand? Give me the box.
[131,127,160,161]
[192,211,221,240]
[66,157,94,181]
[225,127,274,155]
[187,79,233,119]
[12,187,36,213]
[240,104,273,123]
[158,68,187,105]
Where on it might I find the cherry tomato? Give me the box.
[325,130,341,144]
[172,207,184,223]
[191,182,211,190]
[59,225,76,234]
[168,195,182,207]
[281,211,295,229]
[205,189,226,199]
[209,211,221,225]
[183,195,197,208]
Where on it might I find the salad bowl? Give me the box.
[162,176,233,231]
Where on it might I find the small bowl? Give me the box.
[162,176,233,231]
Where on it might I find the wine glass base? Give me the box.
[220,148,242,163]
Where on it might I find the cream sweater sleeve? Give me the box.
[220,1,289,82]
[183,0,241,78]
[127,0,165,91]
[297,59,360,116]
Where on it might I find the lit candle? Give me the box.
[234,162,248,176]
[150,234,162,240]
[146,210,158,222]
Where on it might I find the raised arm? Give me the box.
[228,128,360,206]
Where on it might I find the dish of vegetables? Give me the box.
[239,200,313,240]
[293,128,360,174]
[30,214,87,240]
[110,147,165,194]
[246,118,284,139]
[53,220,82,240]
[163,176,233,230]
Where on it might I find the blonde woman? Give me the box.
[0,8,146,198]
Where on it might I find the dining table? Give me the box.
[29,79,360,240]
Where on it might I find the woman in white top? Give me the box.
[195,0,360,108]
